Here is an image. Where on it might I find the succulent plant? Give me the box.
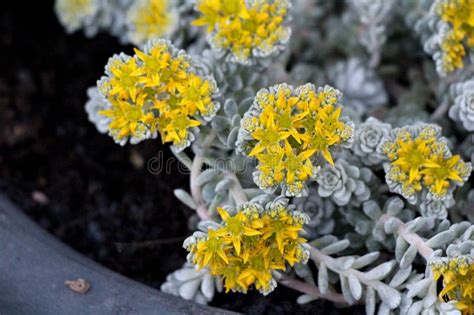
[160,263,223,304]
[65,0,474,313]
[327,59,388,120]
[315,158,373,207]
[449,79,474,132]
[351,117,390,167]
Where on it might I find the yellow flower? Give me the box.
[217,207,261,255]
[55,0,98,33]
[96,40,219,148]
[185,201,309,294]
[157,109,201,147]
[237,83,353,196]
[177,74,218,119]
[194,228,230,272]
[381,124,471,200]
[126,0,178,46]
[193,0,290,63]
[422,155,471,198]
[440,30,466,73]
[99,92,156,145]
[431,256,474,315]
[436,0,474,73]
[102,55,143,101]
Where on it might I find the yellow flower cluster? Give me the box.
[185,201,309,294]
[431,256,474,315]
[126,0,177,46]
[436,0,474,74]
[97,40,219,149]
[238,83,353,196]
[193,0,291,64]
[381,124,471,200]
[55,0,98,33]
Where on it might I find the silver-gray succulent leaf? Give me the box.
[449,79,474,132]
[351,117,391,167]
[315,159,373,207]
[160,263,223,305]
[293,190,336,239]
[350,0,395,65]
[84,87,111,134]
[327,59,388,121]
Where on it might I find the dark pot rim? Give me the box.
[0,194,237,314]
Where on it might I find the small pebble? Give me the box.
[65,278,90,294]
[31,190,48,205]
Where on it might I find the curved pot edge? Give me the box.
[0,194,237,315]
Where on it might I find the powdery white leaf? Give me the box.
[407,300,424,315]
[365,287,376,315]
[423,282,437,308]
[215,178,234,193]
[407,278,432,298]
[333,257,356,270]
[201,274,215,300]
[174,189,197,209]
[318,263,329,294]
[375,283,401,309]
[174,268,199,282]
[383,217,399,234]
[196,169,219,186]
[294,263,312,278]
[407,217,434,233]
[395,236,409,262]
[352,252,380,269]
[348,273,363,300]
[400,244,417,268]
[223,99,238,118]
[194,291,208,305]
[179,278,201,300]
[377,302,391,315]
[321,240,350,255]
[385,197,404,216]
[311,235,339,248]
[227,127,239,147]
[297,294,317,304]
[363,200,382,220]
[211,116,230,132]
[365,261,395,280]
[426,230,455,248]
[340,275,356,305]
[372,224,386,242]
[389,265,412,287]
[197,220,221,232]
[231,114,241,127]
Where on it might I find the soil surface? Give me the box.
[0,2,363,314]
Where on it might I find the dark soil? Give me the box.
[0,2,363,314]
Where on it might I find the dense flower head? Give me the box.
[125,0,178,46]
[431,255,474,315]
[379,124,471,204]
[95,39,220,149]
[435,0,474,74]
[55,0,99,33]
[237,83,354,196]
[184,199,309,295]
[192,0,291,64]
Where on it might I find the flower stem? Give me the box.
[273,271,350,305]
[190,132,216,221]
[379,214,434,261]
[225,172,248,205]
[430,99,449,121]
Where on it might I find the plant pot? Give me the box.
[0,194,235,314]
